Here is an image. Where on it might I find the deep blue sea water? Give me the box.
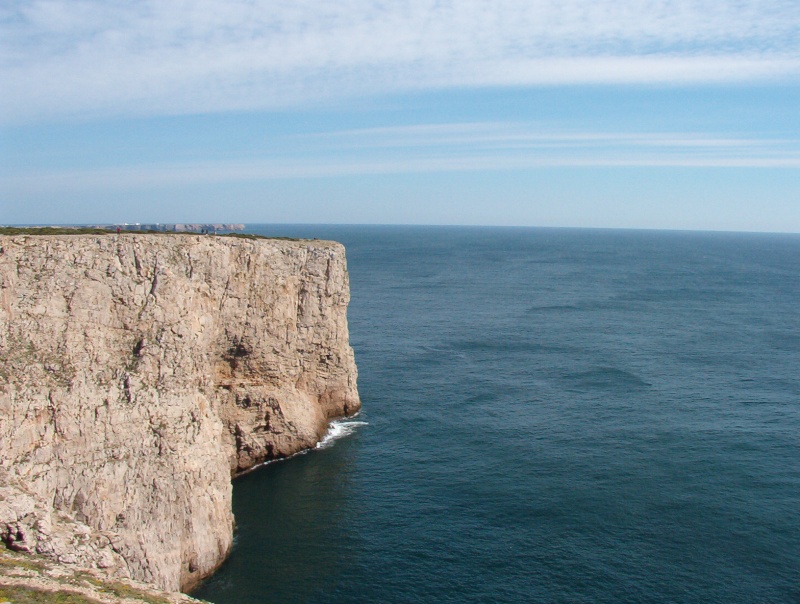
[194,226,800,604]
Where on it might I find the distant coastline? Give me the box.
[3,223,246,233]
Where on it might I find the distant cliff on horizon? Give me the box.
[0,233,360,595]
[106,223,245,233]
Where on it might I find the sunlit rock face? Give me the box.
[0,234,360,592]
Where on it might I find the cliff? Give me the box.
[0,233,360,593]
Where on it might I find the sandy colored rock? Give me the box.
[0,234,360,593]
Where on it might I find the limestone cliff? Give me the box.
[0,233,360,593]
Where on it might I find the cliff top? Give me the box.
[0,227,306,242]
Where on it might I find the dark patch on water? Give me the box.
[448,336,572,355]
[562,366,651,392]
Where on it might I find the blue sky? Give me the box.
[1,1,799,231]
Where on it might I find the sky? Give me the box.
[1,0,799,231]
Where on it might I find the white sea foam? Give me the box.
[316,418,368,449]
[242,417,367,474]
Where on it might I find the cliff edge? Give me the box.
[0,233,360,593]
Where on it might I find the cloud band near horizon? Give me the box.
[4,126,798,196]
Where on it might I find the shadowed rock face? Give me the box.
[0,234,360,592]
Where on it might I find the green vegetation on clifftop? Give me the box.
[0,549,204,604]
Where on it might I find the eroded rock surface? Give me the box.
[0,234,360,592]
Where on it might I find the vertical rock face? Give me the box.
[0,234,360,592]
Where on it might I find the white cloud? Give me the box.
[1,0,799,122]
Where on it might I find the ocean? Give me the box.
[193,226,800,603]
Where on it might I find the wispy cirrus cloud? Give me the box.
[1,0,799,123]
[4,124,798,196]
[299,123,797,152]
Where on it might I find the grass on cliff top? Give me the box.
[75,574,171,604]
[0,585,104,604]
[0,549,197,604]
[0,227,308,241]
[0,227,114,236]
